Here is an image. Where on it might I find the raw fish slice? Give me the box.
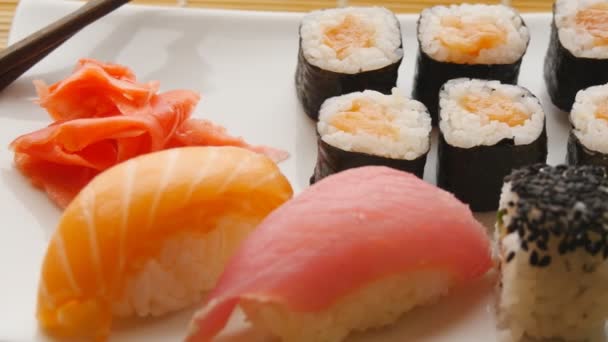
[186,166,493,342]
[35,58,159,121]
[37,146,293,342]
[170,119,290,163]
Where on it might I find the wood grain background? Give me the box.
[0,0,553,48]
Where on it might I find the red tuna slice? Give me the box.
[34,58,159,121]
[185,166,493,342]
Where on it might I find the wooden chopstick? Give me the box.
[0,0,131,92]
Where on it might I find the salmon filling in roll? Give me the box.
[567,83,608,167]
[459,92,530,127]
[570,83,608,154]
[300,7,403,74]
[439,78,543,148]
[438,15,507,57]
[418,4,529,64]
[575,3,608,45]
[322,14,376,60]
[328,98,399,140]
[557,0,608,56]
[318,89,431,160]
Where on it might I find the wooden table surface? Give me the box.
[0,0,552,48]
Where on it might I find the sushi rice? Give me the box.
[240,272,451,342]
[418,4,529,64]
[496,165,608,342]
[439,78,544,149]
[317,88,431,160]
[300,7,403,74]
[111,215,255,317]
[555,0,608,58]
[571,83,608,154]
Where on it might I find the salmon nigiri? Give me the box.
[186,166,493,342]
[36,146,293,341]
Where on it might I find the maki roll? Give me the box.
[568,83,608,167]
[437,78,547,212]
[496,164,608,342]
[544,0,608,112]
[295,7,403,120]
[413,4,529,123]
[311,88,431,183]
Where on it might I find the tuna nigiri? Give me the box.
[186,166,493,342]
[36,146,293,341]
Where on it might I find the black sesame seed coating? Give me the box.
[503,164,608,267]
[538,255,551,267]
[530,250,539,266]
[506,251,516,263]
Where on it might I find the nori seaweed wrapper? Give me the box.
[544,4,608,112]
[311,135,427,184]
[567,131,608,168]
[295,26,403,121]
[411,16,526,125]
[436,128,548,212]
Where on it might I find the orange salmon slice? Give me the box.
[576,3,608,45]
[439,15,506,58]
[595,99,608,121]
[323,14,375,60]
[461,93,530,127]
[329,99,399,139]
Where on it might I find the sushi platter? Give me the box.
[1,0,608,341]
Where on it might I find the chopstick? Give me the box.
[0,0,131,92]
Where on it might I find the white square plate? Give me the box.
[0,1,568,341]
